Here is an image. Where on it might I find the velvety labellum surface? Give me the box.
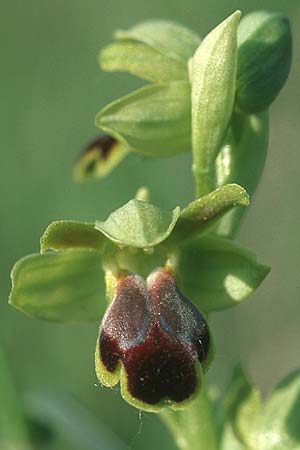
[98,270,210,409]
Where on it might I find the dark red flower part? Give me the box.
[99,268,211,406]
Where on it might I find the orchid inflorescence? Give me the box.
[9,9,294,449]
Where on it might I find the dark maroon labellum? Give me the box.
[99,269,210,406]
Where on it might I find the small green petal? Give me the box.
[95,199,180,248]
[9,249,105,323]
[40,220,106,253]
[170,184,249,243]
[96,82,191,157]
[192,11,240,197]
[175,237,270,313]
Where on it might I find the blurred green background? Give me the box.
[1,0,299,449]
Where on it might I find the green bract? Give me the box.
[100,40,188,83]
[115,20,201,67]
[191,11,240,197]
[236,11,292,113]
[215,111,269,237]
[96,82,191,157]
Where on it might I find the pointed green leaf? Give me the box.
[95,199,180,248]
[100,41,188,83]
[73,135,129,182]
[221,364,262,449]
[0,347,31,450]
[175,237,270,313]
[9,250,105,323]
[192,11,240,197]
[237,11,292,113]
[170,184,249,243]
[96,82,191,157]
[215,111,269,238]
[40,221,106,253]
[258,370,300,450]
[160,384,218,450]
[115,20,201,63]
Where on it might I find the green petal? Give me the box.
[9,249,105,323]
[100,41,188,83]
[258,370,300,450]
[115,20,201,63]
[96,82,191,157]
[191,11,240,197]
[175,237,270,313]
[170,184,249,243]
[215,111,269,238]
[40,221,106,253]
[95,199,180,248]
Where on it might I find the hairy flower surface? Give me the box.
[96,268,211,411]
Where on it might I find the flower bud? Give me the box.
[95,269,212,411]
[236,11,292,113]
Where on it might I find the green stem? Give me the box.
[193,163,216,198]
[159,384,218,450]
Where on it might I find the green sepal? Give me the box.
[174,237,270,313]
[170,184,249,243]
[9,249,106,323]
[40,220,107,253]
[115,20,201,64]
[237,11,292,113]
[160,382,218,450]
[95,199,180,248]
[258,369,300,450]
[191,11,240,197]
[73,135,129,182]
[215,111,269,238]
[100,41,188,83]
[0,347,31,450]
[96,82,191,157]
[220,364,262,449]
